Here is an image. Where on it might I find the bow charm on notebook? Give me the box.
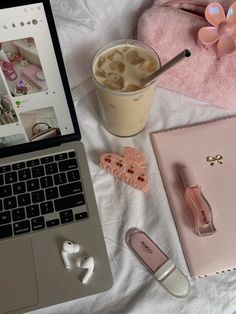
[198,2,236,58]
[206,154,223,166]
[100,146,149,192]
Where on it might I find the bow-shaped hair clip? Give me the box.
[198,2,236,58]
[206,154,223,166]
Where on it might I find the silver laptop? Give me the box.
[0,1,112,313]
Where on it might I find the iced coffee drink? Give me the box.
[92,40,160,137]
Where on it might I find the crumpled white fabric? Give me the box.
[50,0,153,89]
[34,1,236,313]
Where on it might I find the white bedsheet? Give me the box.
[36,1,236,313]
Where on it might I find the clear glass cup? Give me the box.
[92,39,160,137]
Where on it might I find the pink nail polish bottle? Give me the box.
[126,228,190,298]
[179,166,216,237]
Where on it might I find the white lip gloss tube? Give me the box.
[126,228,190,298]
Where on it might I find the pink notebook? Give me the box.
[151,116,236,278]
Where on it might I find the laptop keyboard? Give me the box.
[0,150,88,240]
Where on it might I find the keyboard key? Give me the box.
[5,172,17,184]
[0,151,87,238]
[12,208,25,222]
[0,151,88,238]
[41,156,54,164]
[32,166,45,178]
[67,170,80,182]
[13,182,26,195]
[46,219,60,228]
[40,201,54,215]
[26,204,40,218]
[59,159,78,172]
[18,193,31,206]
[31,217,45,231]
[32,190,45,203]
[45,163,58,175]
[0,224,12,239]
[0,174,3,185]
[0,211,11,225]
[4,196,17,210]
[0,165,11,173]
[60,215,74,224]
[12,162,25,170]
[27,179,40,192]
[40,176,53,188]
[75,212,88,220]
[26,159,40,167]
[59,182,82,197]
[55,153,68,161]
[68,151,76,158]
[60,209,73,218]
[0,185,12,198]
[45,187,59,200]
[18,169,31,181]
[13,220,30,235]
[54,194,85,211]
[54,173,67,185]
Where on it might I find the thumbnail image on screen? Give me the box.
[0,37,48,97]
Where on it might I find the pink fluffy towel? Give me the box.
[137,0,236,109]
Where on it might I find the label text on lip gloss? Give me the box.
[201,210,209,224]
[141,241,153,254]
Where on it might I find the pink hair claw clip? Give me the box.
[198,1,236,58]
[100,146,149,192]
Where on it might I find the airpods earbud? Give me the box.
[75,256,95,284]
[61,241,94,283]
[61,241,80,269]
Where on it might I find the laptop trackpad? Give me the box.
[0,237,38,313]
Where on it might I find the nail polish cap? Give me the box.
[179,166,197,188]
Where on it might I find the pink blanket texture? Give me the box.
[137,0,236,109]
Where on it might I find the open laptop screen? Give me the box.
[0,2,76,149]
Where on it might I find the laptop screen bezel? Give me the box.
[0,0,81,157]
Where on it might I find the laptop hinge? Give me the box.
[0,134,81,159]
